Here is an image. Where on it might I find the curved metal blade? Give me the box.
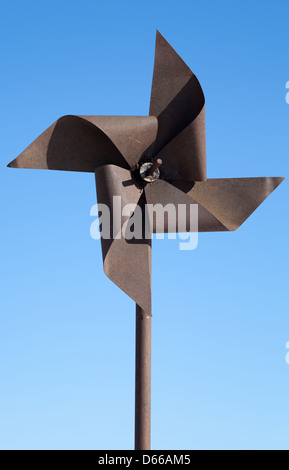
[8,116,128,171]
[157,107,206,181]
[8,115,157,172]
[150,31,195,117]
[80,116,158,168]
[172,177,285,231]
[149,31,206,181]
[95,165,151,314]
[145,179,228,233]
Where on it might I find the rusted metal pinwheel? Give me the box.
[8,31,284,450]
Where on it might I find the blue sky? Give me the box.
[0,0,288,450]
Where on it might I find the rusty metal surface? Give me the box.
[172,177,285,232]
[145,179,229,233]
[150,31,206,181]
[9,28,283,324]
[7,31,285,313]
[7,31,285,450]
[80,116,158,169]
[135,305,151,450]
[95,165,151,314]
[146,177,285,233]
[8,115,157,172]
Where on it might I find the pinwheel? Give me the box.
[8,31,284,450]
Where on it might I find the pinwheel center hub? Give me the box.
[140,161,161,183]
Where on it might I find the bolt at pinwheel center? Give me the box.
[140,162,161,183]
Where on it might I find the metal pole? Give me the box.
[135,304,151,450]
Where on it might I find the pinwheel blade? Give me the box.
[172,177,285,231]
[149,31,206,181]
[145,179,228,233]
[150,31,196,117]
[157,109,206,181]
[8,115,157,172]
[95,165,151,314]
[81,116,157,169]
